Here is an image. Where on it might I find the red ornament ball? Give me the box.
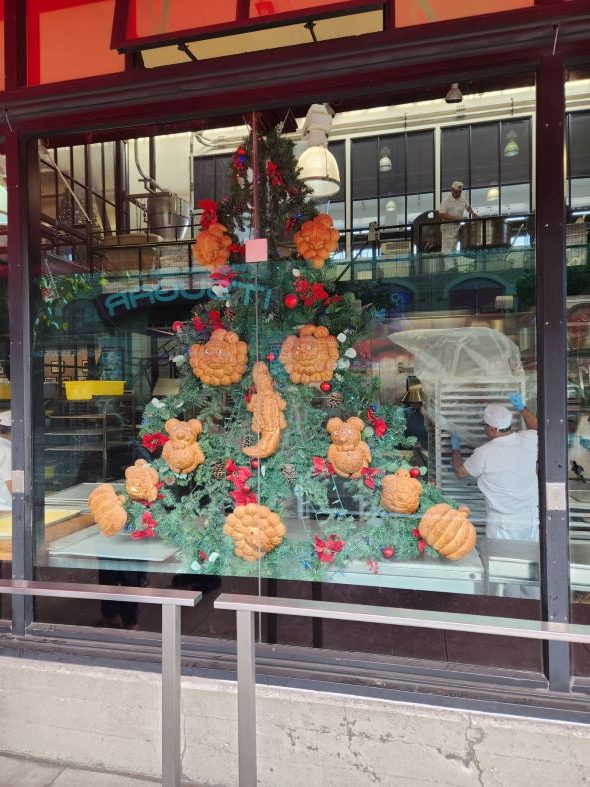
[381,546,395,560]
[418,539,427,554]
[284,293,299,309]
[409,467,420,478]
[320,381,332,393]
[266,353,275,362]
[251,459,259,469]
[241,485,252,494]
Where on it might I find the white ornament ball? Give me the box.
[344,347,357,359]
[190,560,202,572]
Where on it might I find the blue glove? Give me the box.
[507,392,525,412]
[450,432,461,450]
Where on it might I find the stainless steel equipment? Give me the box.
[459,217,510,250]
[146,193,191,240]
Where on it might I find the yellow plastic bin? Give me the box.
[64,381,125,400]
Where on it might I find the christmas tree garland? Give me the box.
[90,124,473,580]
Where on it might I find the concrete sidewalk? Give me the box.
[0,753,202,787]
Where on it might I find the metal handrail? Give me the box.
[214,593,590,787]
[0,580,201,787]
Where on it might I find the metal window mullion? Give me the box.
[535,55,570,692]
[6,132,39,634]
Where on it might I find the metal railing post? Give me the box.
[236,609,257,787]
[0,580,200,787]
[216,593,590,784]
[162,604,182,787]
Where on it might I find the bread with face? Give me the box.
[189,328,248,386]
[279,324,339,384]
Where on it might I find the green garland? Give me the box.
[110,128,467,580]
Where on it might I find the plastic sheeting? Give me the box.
[391,327,526,446]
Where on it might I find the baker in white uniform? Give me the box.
[0,410,12,511]
[450,394,539,540]
[438,181,478,262]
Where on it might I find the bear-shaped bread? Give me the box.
[326,416,372,478]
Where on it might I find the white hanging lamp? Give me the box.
[297,103,341,198]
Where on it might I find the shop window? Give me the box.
[441,119,531,217]
[194,154,232,205]
[29,106,544,674]
[567,112,590,215]
[352,131,435,229]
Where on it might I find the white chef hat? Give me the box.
[0,410,11,427]
[482,404,512,430]
[451,181,464,190]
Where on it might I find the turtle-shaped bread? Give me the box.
[380,468,422,514]
[223,503,286,561]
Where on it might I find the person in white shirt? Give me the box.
[438,181,478,261]
[0,410,12,512]
[450,394,539,540]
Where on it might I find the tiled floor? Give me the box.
[0,753,202,787]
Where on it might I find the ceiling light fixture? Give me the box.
[379,146,392,173]
[445,83,463,104]
[297,103,341,198]
[504,129,520,157]
[486,187,500,202]
[385,199,397,212]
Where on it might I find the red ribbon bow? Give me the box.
[198,199,218,229]
[294,278,330,307]
[142,432,169,454]
[191,309,224,332]
[314,534,344,564]
[312,456,334,477]
[267,160,286,188]
[132,510,158,539]
[367,408,387,438]
[360,467,384,489]
[210,267,237,289]
[226,461,258,505]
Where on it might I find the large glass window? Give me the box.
[26,93,547,674]
[567,111,590,216]
[441,119,531,216]
[352,130,434,229]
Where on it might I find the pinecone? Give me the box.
[282,463,296,483]
[213,460,225,480]
[224,307,236,323]
[241,433,257,449]
[264,311,276,324]
[327,391,344,408]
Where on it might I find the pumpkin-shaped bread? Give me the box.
[418,503,477,561]
[294,213,340,269]
[193,222,232,271]
[88,483,128,537]
[279,324,339,384]
[189,328,248,386]
[380,468,422,514]
[223,503,286,561]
